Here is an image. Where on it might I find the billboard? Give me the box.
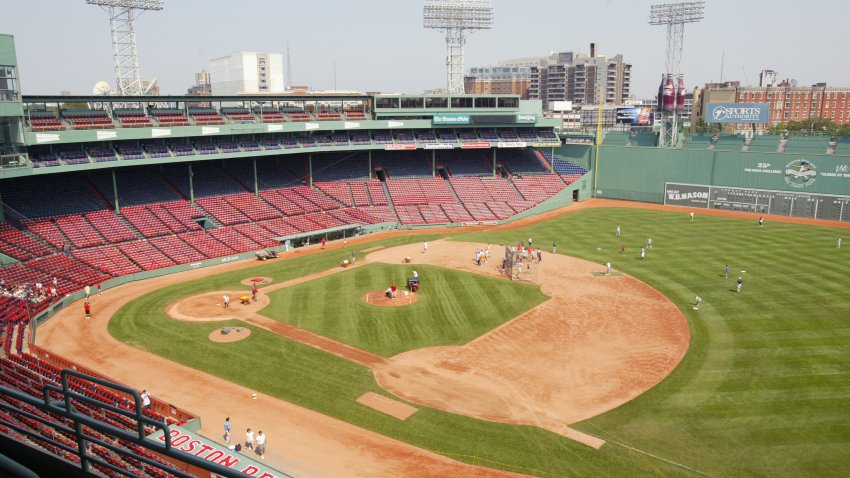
[432,113,470,125]
[616,107,652,126]
[706,103,771,124]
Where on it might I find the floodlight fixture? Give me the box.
[649,0,705,147]
[86,0,164,96]
[424,0,493,95]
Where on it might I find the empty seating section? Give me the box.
[259,189,313,216]
[784,136,829,154]
[478,130,499,141]
[297,134,317,148]
[217,142,239,153]
[317,111,341,121]
[152,202,203,231]
[281,136,300,149]
[436,150,492,177]
[714,135,745,151]
[286,111,311,122]
[232,223,279,248]
[436,132,458,143]
[683,134,713,150]
[87,146,117,162]
[208,228,261,253]
[147,235,205,264]
[498,131,519,141]
[485,201,515,219]
[163,162,246,198]
[62,110,114,130]
[417,203,451,224]
[221,107,255,123]
[240,140,261,151]
[116,144,144,160]
[29,152,61,168]
[415,132,437,143]
[366,181,389,205]
[395,132,416,145]
[345,110,366,119]
[374,132,394,144]
[332,133,350,145]
[178,231,236,258]
[27,254,110,287]
[194,142,218,155]
[315,182,353,207]
[376,152,431,178]
[512,174,566,202]
[517,129,539,141]
[195,197,250,225]
[440,202,474,222]
[0,224,53,259]
[26,111,64,131]
[21,219,68,249]
[169,142,195,156]
[395,205,425,224]
[226,193,281,221]
[188,108,224,125]
[113,109,152,128]
[149,109,190,127]
[54,215,105,248]
[58,150,90,165]
[450,177,525,203]
[349,182,372,206]
[256,108,285,123]
[747,135,780,153]
[73,245,141,276]
[312,153,370,182]
[84,211,137,243]
[497,149,550,175]
[141,143,170,158]
[118,240,176,270]
[457,131,479,142]
[350,132,371,145]
[261,138,282,150]
[464,202,497,221]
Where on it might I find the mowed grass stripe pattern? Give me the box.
[459,208,850,477]
[263,263,548,357]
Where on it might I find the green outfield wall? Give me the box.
[594,146,850,203]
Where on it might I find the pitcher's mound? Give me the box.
[241,277,273,286]
[209,327,251,343]
[363,290,419,307]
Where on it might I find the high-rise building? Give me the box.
[759,70,777,88]
[208,52,284,96]
[463,66,530,97]
[529,44,631,110]
[187,69,212,96]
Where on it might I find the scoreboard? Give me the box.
[664,183,850,222]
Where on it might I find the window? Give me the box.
[498,97,518,108]
[784,112,789,119]
[474,97,497,108]
[0,65,18,102]
[376,97,400,109]
[400,97,424,108]
[425,97,448,108]
[451,97,473,108]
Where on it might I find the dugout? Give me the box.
[274,224,361,249]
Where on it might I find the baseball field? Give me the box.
[38,202,850,477]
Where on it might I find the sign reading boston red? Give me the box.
[706,103,771,124]
[151,428,290,478]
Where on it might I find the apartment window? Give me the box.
[833,101,837,108]
[784,111,789,119]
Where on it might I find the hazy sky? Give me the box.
[1,0,847,97]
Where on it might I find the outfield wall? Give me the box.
[594,146,850,203]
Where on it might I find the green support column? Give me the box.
[253,157,259,197]
[0,187,5,223]
[550,146,555,173]
[368,150,372,178]
[188,163,195,205]
[112,169,120,214]
[432,150,436,177]
[492,148,497,177]
[308,154,313,188]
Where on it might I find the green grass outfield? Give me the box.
[109,209,850,477]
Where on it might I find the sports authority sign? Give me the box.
[706,103,771,124]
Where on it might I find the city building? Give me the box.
[464,66,531,98]
[208,52,284,95]
[696,81,850,132]
[187,69,212,96]
[529,43,631,110]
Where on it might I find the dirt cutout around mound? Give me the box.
[363,289,419,307]
[208,327,251,343]
[240,276,274,286]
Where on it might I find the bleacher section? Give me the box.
[436,150,492,177]
[188,107,225,125]
[149,109,190,127]
[497,149,550,176]
[61,110,114,130]
[113,109,152,128]
[783,136,830,154]
[747,135,781,153]
[25,110,64,131]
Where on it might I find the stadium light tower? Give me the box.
[423,0,493,95]
[86,0,164,96]
[649,0,705,147]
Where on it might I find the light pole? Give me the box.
[424,0,493,95]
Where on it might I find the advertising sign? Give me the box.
[432,113,470,125]
[664,183,710,207]
[616,107,652,126]
[385,144,417,151]
[706,103,771,124]
[461,142,491,149]
[496,141,527,148]
[515,114,538,123]
[424,143,455,149]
